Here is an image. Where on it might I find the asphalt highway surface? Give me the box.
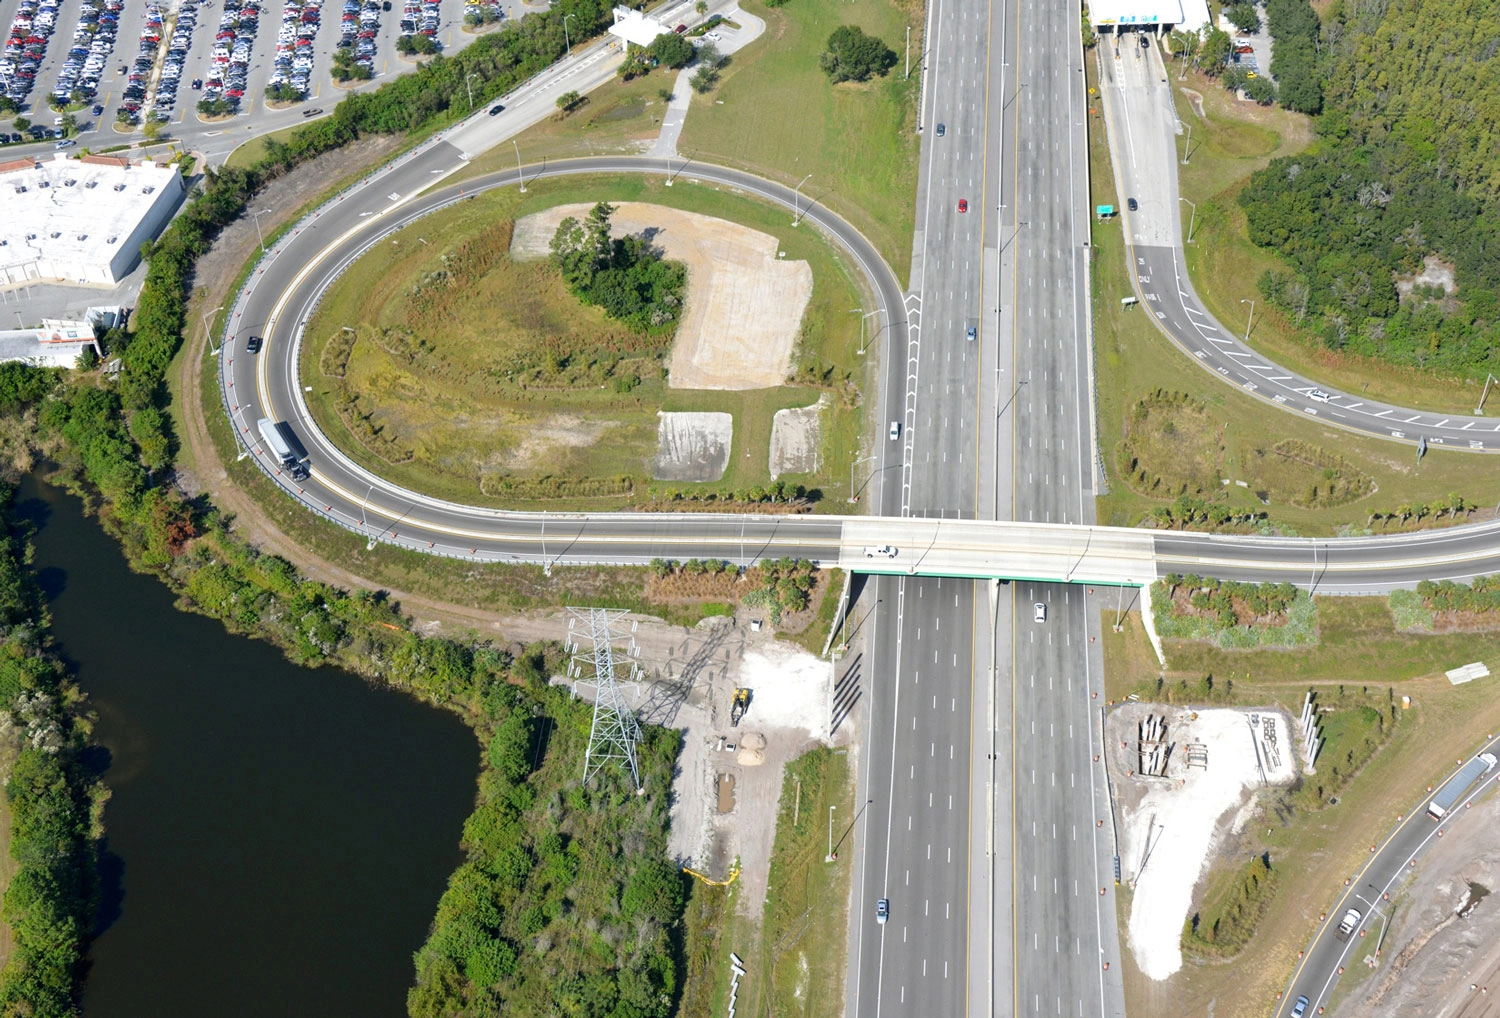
[1276,737,1500,1018]
[1099,37,1500,453]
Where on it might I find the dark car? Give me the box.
[674,23,685,32]
[245,334,263,354]
[302,107,323,116]
[1140,33,1150,48]
[1127,197,1138,211]
[91,103,103,115]
[935,122,945,136]
[488,103,504,116]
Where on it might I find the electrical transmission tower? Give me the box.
[566,607,643,792]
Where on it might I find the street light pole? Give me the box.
[250,207,272,252]
[825,804,836,862]
[854,308,881,355]
[848,454,875,503]
[513,139,526,192]
[792,173,812,226]
[563,12,574,55]
[1179,196,1196,244]
[202,304,225,354]
[1182,121,1192,164]
[1240,298,1255,342]
[465,72,478,111]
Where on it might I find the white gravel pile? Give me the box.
[736,641,831,739]
[1121,709,1296,980]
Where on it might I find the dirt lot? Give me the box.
[769,397,826,478]
[652,411,733,481]
[510,201,813,390]
[1332,784,1500,1018]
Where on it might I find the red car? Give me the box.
[957,198,968,213]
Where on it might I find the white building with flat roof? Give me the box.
[1089,0,1209,32]
[0,319,101,368]
[609,6,670,47]
[0,154,186,288]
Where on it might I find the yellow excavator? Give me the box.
[730,688,751,727]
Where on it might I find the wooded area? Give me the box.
[1238,0,1500,377]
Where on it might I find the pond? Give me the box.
[15,477,478,1018]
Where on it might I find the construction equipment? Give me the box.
[730,688,751,727]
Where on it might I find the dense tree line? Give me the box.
[0,479,104,1017]
[409,677,684,1018]
[1161,574,1299,627]
[1264,0,1321,114]
[1416,576,1500,614]
[550,203,687,334]
[1235,0,1500,377]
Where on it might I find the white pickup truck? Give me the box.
[863,545,898,558]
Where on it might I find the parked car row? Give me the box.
[50,0,123,108]
[2,0,61,107]
[114,2,167,125]
[399,0,441,39]
[268,0,320,98]
[341,0,382,71]
[202,0,260,112]
[147,1,197,119]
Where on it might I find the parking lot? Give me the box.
[0,0,522,156]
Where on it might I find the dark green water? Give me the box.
[15,477,478,1018]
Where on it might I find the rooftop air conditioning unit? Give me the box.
[85,180,96,188]
[76,234,86,240]
[50,232,60,239]
[105,236,116,243]
[142,185,154,193]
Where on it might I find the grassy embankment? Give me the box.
[1102,597,1500,1018]
[1171,69,1490,414]
[301,173,868,510]
[479,0,922,285]
[1087,57,1500,534]
[680,747,854,1018]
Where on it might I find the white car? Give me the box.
[875,898,889,924]
[1308,389,1332,403]
[1033,602,1046,623]
[706,30,722,40]
[889,420,901,441]
[864,545,898,558]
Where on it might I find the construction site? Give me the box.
[555,605,840,916]
[1105,703,1299,980]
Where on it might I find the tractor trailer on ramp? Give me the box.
[257,418,311,481]
[1428,753,1498,820]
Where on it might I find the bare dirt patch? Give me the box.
[653,411,732,481]
[494,413,620,472]
[511,201,813,390]
[1331,788,1500,1018]
[769,396,826,477]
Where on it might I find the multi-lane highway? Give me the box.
[1275,738,1500,1018]
[211,31,1500,1018]
[1097,37,1500,451]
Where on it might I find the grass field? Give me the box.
[1103,602,1500,1018]
[225,121,304,170]
[1169,70,1492,414]
[1086,60,1500,534]
[674,0,921,285]
[468,71,678,167]
[301,173,872,509]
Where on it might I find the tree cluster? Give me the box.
[395,32,441,56]
[0,488,104,1018]
[1183,854,1278,959]
[819,25,896,83]
[1235,0,1500,378]
[1160,574,1299,629]
[1146,494,1266,532]
[1416,576,1500,614]
[1264,0,1321,113]
[550,203,688,334]
[409,678,685,1018]
[1367,493,1474,528]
